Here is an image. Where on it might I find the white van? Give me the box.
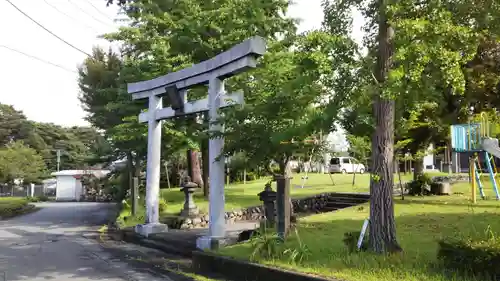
[329,157,365,174]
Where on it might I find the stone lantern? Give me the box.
[258,181,277,226]
[180,176,199,217]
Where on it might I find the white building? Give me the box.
[51,170,110,201]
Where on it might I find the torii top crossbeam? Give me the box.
[127,36,267,100]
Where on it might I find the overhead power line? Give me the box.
[83,0,116,22]
[42,0,99,33]
[4,0,91,57]
[0,45,78,74]
[67,0,115,29]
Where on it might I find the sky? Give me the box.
[0,0,364,128]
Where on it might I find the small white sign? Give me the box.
[357,219,369,249]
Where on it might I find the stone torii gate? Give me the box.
[127,36,266,249]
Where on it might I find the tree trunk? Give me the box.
[163,161,171,189]
[126,151,134,195]
[278,158,294,221]
[201,138,209,198]
[369,0,402,254]
[396,157,404,200]
[186,150,203,187]
[413,158,424,181]
[201,112,210,196]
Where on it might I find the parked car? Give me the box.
[329,157,366,174]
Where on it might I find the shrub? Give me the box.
[406,173,433,196]
[282,228,311,263]
[249,232,283,261]
[159,198,168,213]
[343,231,368,252]
[438,235,500,279]
[0,198,29,219]
[38,195,50,202]
[26,196,40,202]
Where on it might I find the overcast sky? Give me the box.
[0,0,364,127]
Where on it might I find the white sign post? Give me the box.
[357,219,370,250]
[127,37,266,247]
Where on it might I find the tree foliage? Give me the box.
[222,31,357,173]
[0,141,46,183]
[0,102,108,180]
[322,0,500,254]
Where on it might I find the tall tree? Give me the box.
[369,0,401,253]
[78,48,145,178]
[104,0,298,190]
[222,31,357,174]
[0,104,31,147]
[78,47,191,191]
[0,141,46,183]
[323,0,500,253]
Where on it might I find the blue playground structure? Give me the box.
[450,113,500,200]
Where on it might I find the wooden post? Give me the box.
[132,177,139,216]
[275,175,291,240]
[471,157,477,204]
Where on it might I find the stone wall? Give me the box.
[431,174,470,183]
[175,193,352,229]
[169,175,469,229]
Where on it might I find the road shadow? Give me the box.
[0,202,197,281]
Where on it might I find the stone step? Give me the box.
[325,201,360,209]
[322,207,340,212]
[117,222,261,258]
[120,229,198,258]
[326,197,370,204]
[327,193,370,200]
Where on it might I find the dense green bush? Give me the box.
[38,195,50,202]
[406,173,433,196]
[0,198,31,219]
[159,198,168,213]
[438,236,500,279]
[343,231,368,252]
[26,196,40,202]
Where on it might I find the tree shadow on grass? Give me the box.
[224,211,500,281]
[395,197,500,208]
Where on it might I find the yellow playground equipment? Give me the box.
[450,113,500,201]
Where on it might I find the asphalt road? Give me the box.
[0,202,175,281]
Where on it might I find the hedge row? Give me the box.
[0,198,33,219]
[438,238,500,280]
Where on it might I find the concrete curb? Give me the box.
[192,251,341,281]
[113,229,196,258]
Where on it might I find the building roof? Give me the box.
[51,169,111,178]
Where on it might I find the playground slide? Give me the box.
[481,138,500,159]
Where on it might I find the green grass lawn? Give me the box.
[118,172,444,228]
[218,179,500,281]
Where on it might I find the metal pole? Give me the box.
[471,157,477,203]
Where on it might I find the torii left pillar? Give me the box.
[134,95,169,237]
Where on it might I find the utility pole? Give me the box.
[56,149,61,171]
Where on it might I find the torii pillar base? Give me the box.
[134,223,169,238]
[196,236,233,250]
